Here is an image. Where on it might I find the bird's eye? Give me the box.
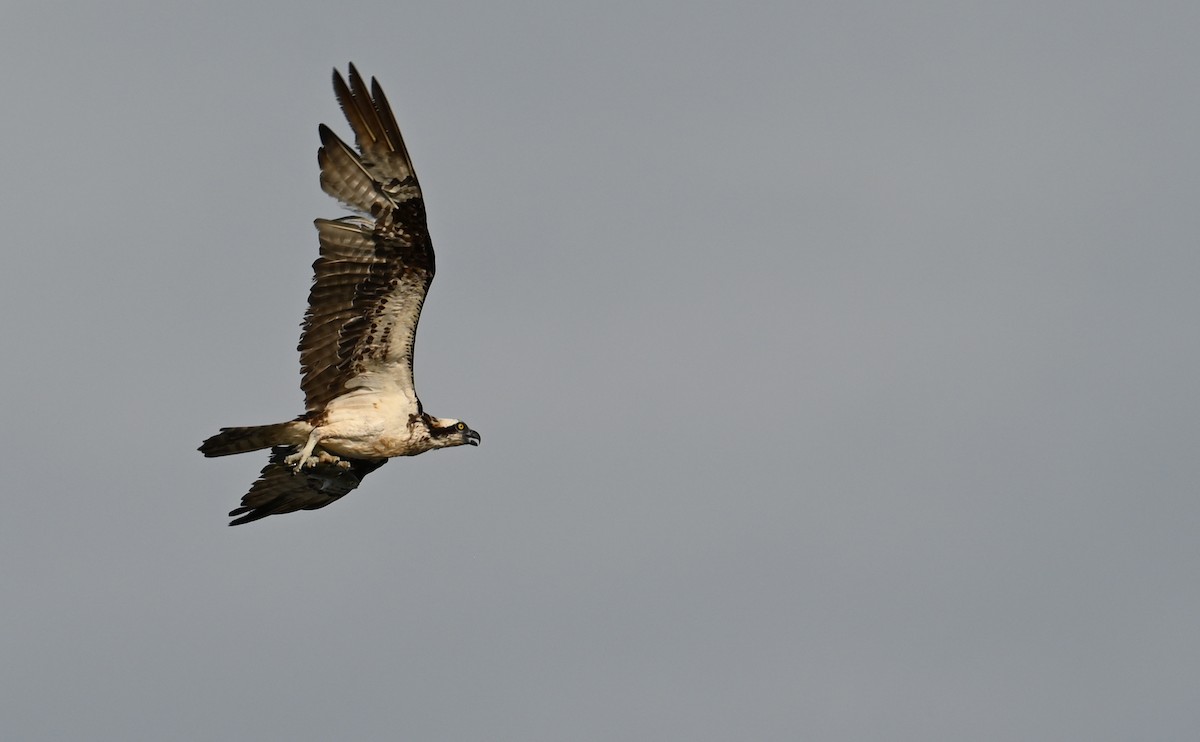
[456,422,466,431]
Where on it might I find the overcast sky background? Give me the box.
[2,1,1198,739]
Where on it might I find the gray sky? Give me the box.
[2,1,1198,739]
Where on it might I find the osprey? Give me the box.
[200,65,480,526]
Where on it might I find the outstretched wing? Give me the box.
[228,447,387,526]
[299,64,435,415]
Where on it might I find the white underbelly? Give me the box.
[316,389,428,458]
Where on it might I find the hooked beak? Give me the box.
[466,429,481,446]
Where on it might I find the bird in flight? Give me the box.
[200,64,480,525]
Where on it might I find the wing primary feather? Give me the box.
[317,124,390,214]
[369,77,417,181]
[333,67,376,149]
[330,64,421,196]
[347,64,389,150]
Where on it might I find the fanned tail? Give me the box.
[198,422,308,457]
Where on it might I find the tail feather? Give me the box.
[199,422,307,457]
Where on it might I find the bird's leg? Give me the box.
[285,427,324,473]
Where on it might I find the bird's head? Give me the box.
[428,417,481,448]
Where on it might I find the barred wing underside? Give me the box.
[299,64,435,415]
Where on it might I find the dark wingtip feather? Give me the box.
[228,507,270,527]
